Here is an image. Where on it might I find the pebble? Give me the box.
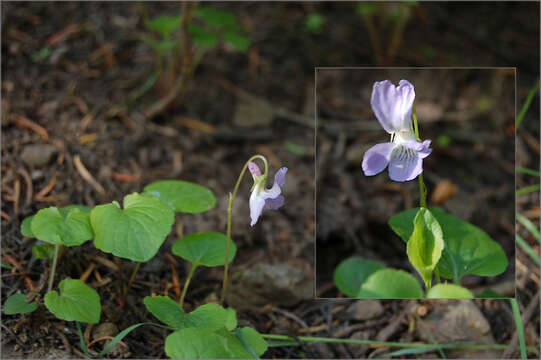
[21,144,56,167]
[226,263,312,308]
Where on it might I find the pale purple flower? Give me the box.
[248,162,287,226]
[362,80,432,182]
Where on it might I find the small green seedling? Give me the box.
[3,293,38,315]
[144,296,268,359]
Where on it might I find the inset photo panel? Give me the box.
[315,67,515,299]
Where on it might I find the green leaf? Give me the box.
[333,256,385,297]
[426,284,473,299]
[165,327,231,359]
[235,327,268,358]
[478,288,506,298]
[188,23,219,47]
[222,31,251,52]
[144,180,217,214]
[357,269,423,299]
[165,326,267,359]
[31,207,93,246]
[172,232,237,267]
[146,15,182,38]
[143,296,186,329]
[22,206,90,239]
[44,279,101,324]
[3,293,38,315]
[21,215,35,237]
[144,297,238,332]
[406,208,444,289]
[389,207,508,282]
[91,193,174,262]
[32,243,55,260]
[195,7,237,30]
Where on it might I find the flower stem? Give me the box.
[180,263,198,308]
[220,155,268,305]
[412,104,428,208]
[47,244,60,293]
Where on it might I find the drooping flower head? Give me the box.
[248,162,287,226]
[362,80,432,182]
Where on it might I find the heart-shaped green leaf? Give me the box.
[172,232,236,267]
[389,207,508,282]
[22,205,91,239]
[144,180,216,214]
[31,207,93,246]
[357,268,423,299]
[426,284,474,299]
[91,193,174,262]
[32,243,56,260]
[3,293,38,315]
[406,208,444,289]
[144,297,238,331]
[333,256,385,297]
[44,278,101,324]
[165,326,267,359]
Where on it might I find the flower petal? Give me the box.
[388,144,423,182]
[265,195,284,210]
[249,189,266,227]
[371,80,415,133]
[249,167,287,226]
[362,142,395,176]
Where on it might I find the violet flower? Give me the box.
[362,80,432,182]
[248,162,287,226]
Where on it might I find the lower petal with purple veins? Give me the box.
[388,144,423,182]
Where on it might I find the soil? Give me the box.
[1,2,540,359]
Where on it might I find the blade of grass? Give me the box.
[516,184,540,196]
[516,81,539,128]
[517,213,540,242]
[509,299,527,360]
[516,234,541,265]
[517,167,540,177]
[261,334,536,351]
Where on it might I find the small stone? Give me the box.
[416,300,499,358]
[226,263,312,308]
[20,144,56,167]
[341,300,384,321]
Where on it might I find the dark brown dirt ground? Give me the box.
[1,2,540,359]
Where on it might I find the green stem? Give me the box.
[412,104,427,208]
[261,333,535,351]
[47,244,60,293]
[123,262,141,299]
[220,155,268,305]
[180,263,198,308]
